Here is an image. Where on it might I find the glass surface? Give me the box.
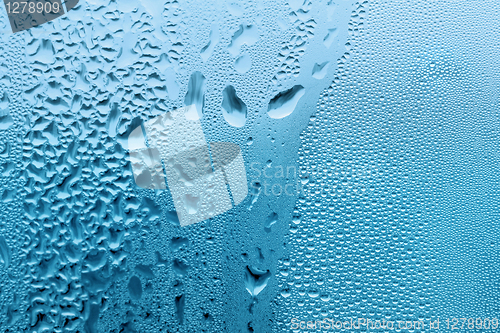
[0,0,499,332]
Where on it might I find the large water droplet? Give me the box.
[267,85,305,119]
[222,85,247,127]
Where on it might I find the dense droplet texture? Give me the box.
[0,0,498,331]
[273,0,500,331]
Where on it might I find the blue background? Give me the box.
[0,0,499,332]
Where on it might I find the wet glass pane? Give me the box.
[0,0,499,332]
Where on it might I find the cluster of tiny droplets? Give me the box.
[274,0,500,331]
